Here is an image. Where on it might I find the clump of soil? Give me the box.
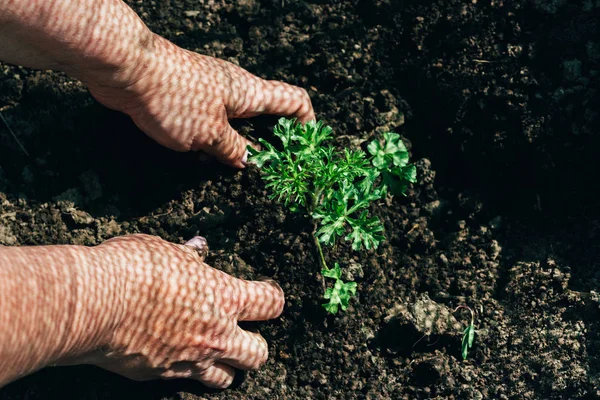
[1,0,599,399]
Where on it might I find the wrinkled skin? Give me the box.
[88,35,315,168]
[82,235,285,388]
[0,235,285,389]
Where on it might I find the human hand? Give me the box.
[86,35,315,168]
[74,234,284,388]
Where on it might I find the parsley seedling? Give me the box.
[248,118,416,313]
[322,263,357,314]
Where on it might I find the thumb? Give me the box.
[194,118,251,169]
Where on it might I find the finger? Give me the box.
[195,117,251,169]
[193,362,235,389]
[236,279,285,321]
[219,326,268,370]
[232,78,315,124]
[159,365,194,380]
[184,236,209,261]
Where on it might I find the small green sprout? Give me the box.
[322,263,357,314]
[249,118,416,314]
[454,305,476,360]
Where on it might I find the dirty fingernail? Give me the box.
[241,149,250,166]
[185,236,209,258]
[185,236,208,249]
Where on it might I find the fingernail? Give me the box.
[241,149,249,167]
[185,236,207,249]
[257,276,284,295]
[185,236,209,258]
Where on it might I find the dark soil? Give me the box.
[1,0,599,399]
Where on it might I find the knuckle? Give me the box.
[258,346,269,367]
[253,346,269,369]
[206,124,229,147]
[299,87,310,99]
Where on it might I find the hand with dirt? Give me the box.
[0,234,284,388]
[0,0,315,167]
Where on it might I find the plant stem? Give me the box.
[310,188,322,212]
[453,305,475,326]
[312,222,327,293]
[312,223,328,270]
[308,193,328,292]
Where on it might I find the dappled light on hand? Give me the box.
[86,234,284,388]
[87,36,315,169]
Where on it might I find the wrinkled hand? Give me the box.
[77,234,284,388]
[87,35,315,168]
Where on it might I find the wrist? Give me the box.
[55,244,126,366]
[66,28,157,94]
[0,244,123,385]
[0,0,156,96]
[83,32,178,114]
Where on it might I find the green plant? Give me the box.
[248,118,416,313]
[322,263,357,314]
[454,305,476,360]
